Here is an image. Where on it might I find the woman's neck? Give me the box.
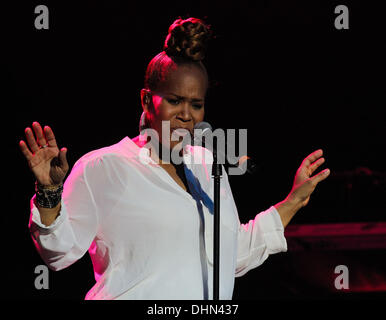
[132,135,176,167]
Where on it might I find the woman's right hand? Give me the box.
[19,122,69,187]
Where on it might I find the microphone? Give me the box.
[194,121,213,137]
[193,122,259,175]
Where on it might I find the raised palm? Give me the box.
[288,149,330,207]
[19,122,69,186]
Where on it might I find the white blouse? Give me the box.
[28,137,287,300]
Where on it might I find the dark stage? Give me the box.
[2,0,385,302]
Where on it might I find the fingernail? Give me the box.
[325,169,330,174]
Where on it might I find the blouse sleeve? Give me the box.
[235,205,288,277]
[28,158,99,271]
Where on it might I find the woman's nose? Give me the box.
[176,103,192,122]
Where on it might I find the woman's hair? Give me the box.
[144,17,211,91]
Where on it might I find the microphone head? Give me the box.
[193,122,212,146]
[194,121,212,132]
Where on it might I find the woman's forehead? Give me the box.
[158,64,208,94]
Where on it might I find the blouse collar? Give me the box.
[120,136,194,168]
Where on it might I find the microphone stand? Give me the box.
[194,123,258,300]
[212,139,222,300]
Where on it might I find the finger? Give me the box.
[44,125,58,148]
[302,149,323,167]
[25,127,40,153]
[19,140,33,161]
[32,122,47,147]
[311,168,330,185]
[309,157,325,175]
[59,147,69,172]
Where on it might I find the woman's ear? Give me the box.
[140,88,152,113]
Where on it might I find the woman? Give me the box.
[19,17,330,300]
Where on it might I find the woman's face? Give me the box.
[142,64,207,153]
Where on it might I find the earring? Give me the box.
[139,111,147,133]
[143,89,151,105]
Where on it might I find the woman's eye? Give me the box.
[192,104,203,110]
[168,99,180,105]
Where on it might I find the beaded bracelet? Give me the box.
[35,181,63,209]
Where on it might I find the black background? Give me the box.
[2,0,385,300]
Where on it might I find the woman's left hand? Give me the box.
[287,149,330,208]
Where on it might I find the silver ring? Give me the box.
[40,144,49,149]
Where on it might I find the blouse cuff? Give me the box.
[258,205,288,253]
[29,194,66,235]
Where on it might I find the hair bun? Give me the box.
[163,17,211,61]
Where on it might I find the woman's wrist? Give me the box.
[274,196,303,228]
[36,180,63,189]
